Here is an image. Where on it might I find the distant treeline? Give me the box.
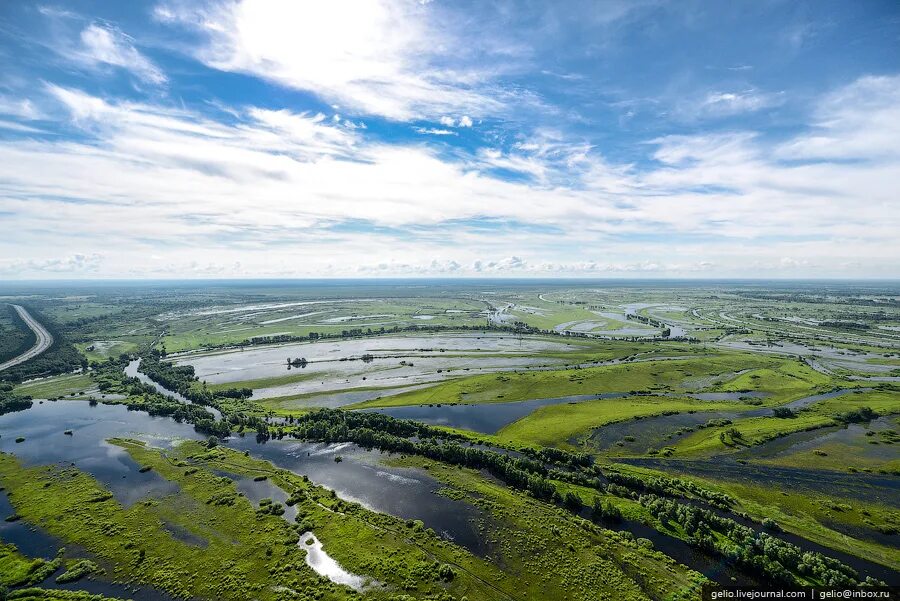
[734,291,900,307]
[188,321,700,353]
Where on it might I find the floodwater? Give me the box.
[589,410,740,452]
[0,401,197,505]
[360,393,632,434]
[265,384,436,410]
[178,333,575,399]
[744,416,898,465]
[226,437,490,556]
[2,400,895,587]
[776,388,872,412]
[717,339,899,375]
[588,389,868,452]
[125,359,223,419]
[621,457,899,505]
[360,387,846,438]
[0,401,489,558]
[0,479,180,600]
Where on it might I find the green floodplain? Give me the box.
[0,279,898,600]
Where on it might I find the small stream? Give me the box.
[125,359,223,420]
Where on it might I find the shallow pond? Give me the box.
[588,389,870,453]
[589,410,739,452]
[745,416,898,464]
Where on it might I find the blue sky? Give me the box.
[0,0,898,279]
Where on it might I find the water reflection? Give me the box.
[298,532,371,591]
[0,401,489,557]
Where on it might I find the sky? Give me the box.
[0,0,898,280]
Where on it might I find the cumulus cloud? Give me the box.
[156,0,503,120]
[0,74,898,278]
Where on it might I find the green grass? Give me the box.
[717,361,833,395]
[352,352,764,409]
[865,357,900,366]
[74,340,138,364]
[160,298,491,352]
[0,543,58,588]
[670,390,900,457]
[496,397,750,448]
[387,455,705,601]
[507,303,600,331]
[606,463,900,571]
[204,370,322,392]
[13,374,95,399]
[671,414,836,456]
[0,438,550,601]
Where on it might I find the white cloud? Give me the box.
[0,75,898,278]
[77,23,167,85]
[0,253,103,275]
[0,97,43,120]
[156,0,503,120]
[439,116,456,127]
[458,115,473,127]
[0,120,46,134]
[414,128,457,136]
[775,75,900,161]
[686,89,784,119]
